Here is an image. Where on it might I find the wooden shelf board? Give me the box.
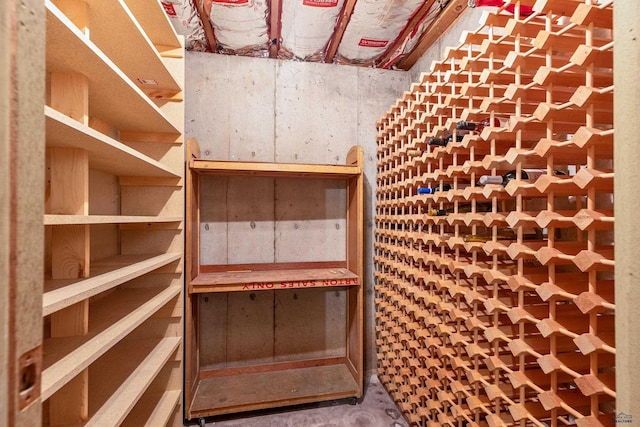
[122,0,182,52]
[45,106,179,177]
[121,389,181,427]
[46,1,180,135]
[190,262,359,293]
[85,0,181,97]
[43,253,181,316]
[189,363,359,418]
[86,337,180,427]
[44,214,182,225]
[191,159,360,179]
[41,285,181,400]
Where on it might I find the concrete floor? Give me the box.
[201,375,409,427]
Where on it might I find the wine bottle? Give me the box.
[503,169,566,184]
[463,227,516,242]
[428,132,464,146]
[463,227,543,242]
[479,169,567,186]
[427,208,448,216]
[418,183,470,194]
[427,202,492,216]
[478,175,504,185]
[417,187,435,195]
[456,117,508,133]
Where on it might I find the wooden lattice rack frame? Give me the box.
[374,0,614,425]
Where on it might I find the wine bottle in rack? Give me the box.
[463,227,516,242]
[463,227,544,242]
[479,169,567,186]
[418,183,470,194]
[456,117,509,133]
[427,202,492,216]
[428,132,464,147]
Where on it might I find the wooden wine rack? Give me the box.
[374,0,614,425]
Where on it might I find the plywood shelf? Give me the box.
[41,0,184,424]
[190,362,360,418]
[86,337,180,426]
[190,262,359,293]
[122,0,182,54]
[41,285,181,400]
[81,0,182,98]
[121,390,181,427]
[190,159,361,179]
[43,253,182,316]
[44,214,182,225]
[45,106,180,177]
[46,1,180,135]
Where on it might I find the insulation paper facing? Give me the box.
[400,1,444,55]
[336,0,424,63]
[205,0,270,55]
[280,0,345,61]
[161,0,208,51]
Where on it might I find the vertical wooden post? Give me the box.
[1,0,45,425]
[614,0,640,416]
[47,72,90,424]
[346,146,363,396]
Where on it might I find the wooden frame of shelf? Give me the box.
[184,138,364,421]
[42,0,185,425]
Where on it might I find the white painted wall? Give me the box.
[185,51,411,374]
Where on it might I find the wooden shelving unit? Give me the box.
[185,139,364,422]
[43,0,184,425]
[375,0,615,425]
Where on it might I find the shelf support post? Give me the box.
[614,0,640,416]
[47,72,90,425]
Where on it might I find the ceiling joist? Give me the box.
[397,0,468,69]
[324,0,358,63]
[374,0,439,69]
[268,0,282,58]
[196,0,216,52]
[178,0,468,71]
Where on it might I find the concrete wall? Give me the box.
[185,51,411,375]
[409,7,486,82]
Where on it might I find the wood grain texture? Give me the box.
[46,1,180,134]
[375,0,616,423]
[42,286,180,400]
[186,145,363,419]
[190,364,359,417]
[45,107,179,178]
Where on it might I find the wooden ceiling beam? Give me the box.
[196,0,217,52]
[324,0,358,63]
[268,0,282,58]
[395,0,468,70]
[374,0,439,69]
